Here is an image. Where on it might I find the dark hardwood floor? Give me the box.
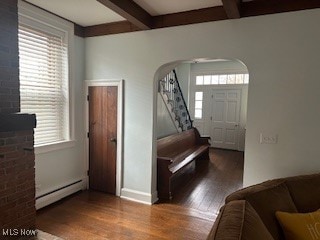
[165,148,244,215]
[36,148,244,240]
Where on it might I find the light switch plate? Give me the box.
[260,134,278,144]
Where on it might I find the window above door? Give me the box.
[196,73,249,86]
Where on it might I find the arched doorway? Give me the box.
[153,58,249,211]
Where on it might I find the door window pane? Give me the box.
[196,76,204,85]
[219,75,227,84]
[195,109,202,119]
[195,100,202,108]
[204,75,211,85]
[235,74,244,84]
[194,92,203,119]
[212,75,219,84]
[227,74,236,84]
[195,92,203,100]
[244,74,249,84]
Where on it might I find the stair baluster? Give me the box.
[159,69,193,132]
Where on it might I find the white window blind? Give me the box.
[19,24,69,146]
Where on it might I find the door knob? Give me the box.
[110,138,117,143]
[235,124,239,127]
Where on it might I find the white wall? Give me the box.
[157,93,178,139]
[85,9,320,202]
[191,60,248,74]
[35,36,86,198]
[175,63,191,104]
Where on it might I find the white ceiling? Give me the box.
[24,0,125,26]
[133,0,223,16]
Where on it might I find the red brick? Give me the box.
[0,158,17,168]
[0,145,16,153]
[6,190,28,202]
[0,187,17,198]
[0,182,5,190]
[5,166,18,174]
[4,150,25,159]
[0,197,7,205]
[5,136,28,145]
[16,130,33,136]
[1,211,18,226]
[0,201,17,212]
[0,131,15,138]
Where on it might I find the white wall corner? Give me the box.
[151,191,159,204]
[82,175,89,190]
[120,188,155,205]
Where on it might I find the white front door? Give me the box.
[210,89,241,150]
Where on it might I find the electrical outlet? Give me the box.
[260,134,278,144]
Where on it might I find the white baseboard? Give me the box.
[120,188,157,205]
[36,180,84,210]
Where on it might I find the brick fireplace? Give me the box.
[0,0,37,238]
[0,114,36,236]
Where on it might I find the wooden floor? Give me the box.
[36,148,244,240]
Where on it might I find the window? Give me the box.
[195,73,249,85]
[19,10,71,147]
[194,92,203,119]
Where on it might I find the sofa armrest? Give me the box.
[207,200,274,240]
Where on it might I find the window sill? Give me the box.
[35,140,76,154]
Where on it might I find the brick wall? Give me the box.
[0,0,37,237]
[0,130,36,234]
[0,0,20,113]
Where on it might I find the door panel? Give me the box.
[89,86,118,194]
[211,89,240,150]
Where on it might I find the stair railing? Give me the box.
[159,69,193,131]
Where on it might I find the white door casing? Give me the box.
[84,79,124,197]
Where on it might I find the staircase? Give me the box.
[159,69,192,132]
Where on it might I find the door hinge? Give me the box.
[87,132,89,138]
[211,95,213,98]
[210,116,212,121]
[87,95,89,101]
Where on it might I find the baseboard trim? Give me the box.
[151,191,159,204]
[120,188,154,205]
[36,179,84,210]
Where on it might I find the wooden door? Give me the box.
[210,89,241,150]
[89,86,117,194]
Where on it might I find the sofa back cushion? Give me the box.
[227,183,298,240]
[207,200,274,240]
[226,179,285,203]
[285,173,320,213]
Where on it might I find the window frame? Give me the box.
[18,1,75,154]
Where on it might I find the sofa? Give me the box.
[207,173,320,240]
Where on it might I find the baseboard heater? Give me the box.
[36,180,83,210]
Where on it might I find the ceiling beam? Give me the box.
[96,0,152,30]
[84,21,140,37]
[85,0,320,37]
[74,24,85,37]
[221,0,241,19]
[153,6,227,29]
[242,0,320,17]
